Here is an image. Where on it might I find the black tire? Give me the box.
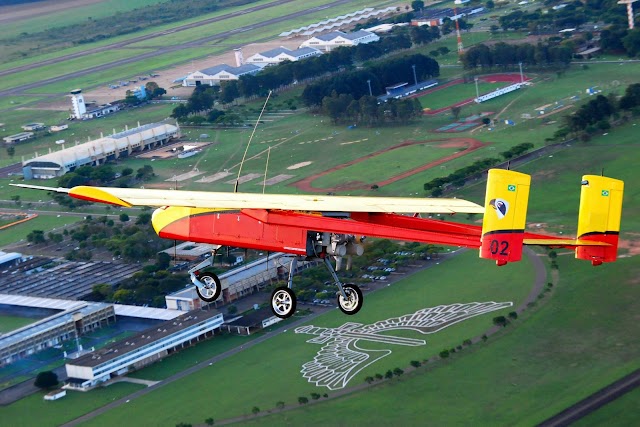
[271,286,297,319]
[195,273,221,302]
[337,283,363,315]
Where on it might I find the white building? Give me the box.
[299,30,380,52]
[50,124,69,132]
[245,47,322,68]
[22,122,180,179]
[182,64,261,87]
[70,89,86,119]
[3,132,34,144]
[65,309,224,390]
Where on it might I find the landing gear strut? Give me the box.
[269,255,363,319]
[189,253,222,303]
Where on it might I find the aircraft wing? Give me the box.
[10,184,484,214]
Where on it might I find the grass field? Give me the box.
[73,250,532,426]
[0,382,145,427]
[419,81,507,111]
[1,0,168,40]
[574,386,640,426]
[310,142,460,190]
[0,49,154,92]
[240,255,640,426]
[0,315,36,333]
[0,214,81,249]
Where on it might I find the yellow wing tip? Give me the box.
[69,186,132,208]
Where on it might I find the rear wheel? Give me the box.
[337,283,363,315]
[195,273,221,302]
[271,286,297,319]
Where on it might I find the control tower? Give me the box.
[70,89,86,119]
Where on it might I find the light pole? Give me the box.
[518,62,524,83]
[367,79,372,96]
[411,64,418,87]
[474,77,479,99]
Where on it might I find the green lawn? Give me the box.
[310,142,460,190]
[79,250,533,426]
[0,315,36,333]
[0,382,144,427]
[419,81,507,110]
[574,386,640,427]
[239,251,640,426]
[0,214,81,249]
[0,49,153,93]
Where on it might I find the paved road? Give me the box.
[0,0,358,97]
[538,367,640,427]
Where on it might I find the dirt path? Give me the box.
[292,138,485,193]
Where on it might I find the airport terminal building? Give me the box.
[22,122,180,180]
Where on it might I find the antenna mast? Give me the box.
[454,7,464,55]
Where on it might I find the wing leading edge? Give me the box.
[10,184,484,214]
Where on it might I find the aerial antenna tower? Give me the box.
[454,7,464,55]
[618,0,638,29]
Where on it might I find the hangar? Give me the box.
[245,47,322,68]
[299,30,380,52]
[181,64,261,87]
[22,122,180,180]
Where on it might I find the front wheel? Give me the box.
[195,273,221,302]
[337,283,363,315]
[271,286,297,319]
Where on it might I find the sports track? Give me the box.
[292,138,484,192]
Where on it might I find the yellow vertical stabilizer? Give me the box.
[575,175,624,264]
[480,169,531,265]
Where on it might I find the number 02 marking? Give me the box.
[490,239,509,256]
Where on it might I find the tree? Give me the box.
[440,349,450,358]
[298,396,309,405]
[393,367,404,376]
[251,406,260,415]
[410,360,421,368]
[493,315,509,327]
[205,418,215,426]
[508,311,518,320]
[276,401,285,410]
[411,0,424,12]
[365,376,375,384]
[136,212,152,225]
[385,369,394,379]
[34,371,58,389]
[310,392,321,400]
[119,213,130,222]
[157,252,171,269]
[27,230,45,244]
[7,146,15,158]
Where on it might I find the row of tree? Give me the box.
[302,53,440,107]
[461,41,572,70]
[321,93,423,126]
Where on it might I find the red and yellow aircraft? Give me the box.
[13,169,624,319]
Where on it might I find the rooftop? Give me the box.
[69,307,223,368]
